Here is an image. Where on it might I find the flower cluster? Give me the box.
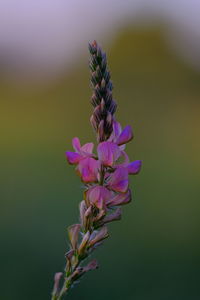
[66,120,141,226]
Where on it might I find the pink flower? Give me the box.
[114,155,142,175]
[97,141,121,166]
[97,123,135,169]
[77,157,100,183]
[111,150,142,175]
[107,167,129,193]
[66,137,99,183]
[106,160,142,192]
[66,137,94,164]
[109,121,133,146]
[86,186,113,209]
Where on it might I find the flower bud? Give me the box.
[90,115,98,131]
[93,208,106,224]
[65,249,75,274]
[68,224,81,250]
[65,249,74,261]
[98,119,105,142]
[88,226,109,247]
[98,208,122,226]
[78,231,90,257]
[79,201,86,227]
[52,272,63,298]
[82,259,98,272]
[107,189,132,207]
[100,98,105,111]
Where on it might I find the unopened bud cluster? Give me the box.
[89,40,117,142]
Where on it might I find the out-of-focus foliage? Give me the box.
[0,27,200,299]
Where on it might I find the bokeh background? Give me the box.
[1,1,200,299]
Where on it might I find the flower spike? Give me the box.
[51,41,142,300]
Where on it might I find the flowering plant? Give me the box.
[51,41,142,300]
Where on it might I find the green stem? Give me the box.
[57,284,68,300]
[52,254,84,300]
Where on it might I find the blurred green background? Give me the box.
[1,27,200,300]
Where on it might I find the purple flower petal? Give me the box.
[127,160,142,174]
[97,141,121,166]
[72,137,81,152]
[108,167,129,193]
[116,125,133,146]
[113,121,122,138]
[66,151,82,164]
[107,189,132,206]
[108,121,122,142]
[77,157,99,183]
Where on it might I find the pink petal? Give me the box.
[81,142,94,154]
[77,157,99,183]
[116,125,133,146]
[72,137,81,152]
[108,167,129,193]
[66,151,82,164]
[81,168,92,183]
[86,186,111,209]
[107,189,132,207]
[97,141,121,166]
[127,160,142,174]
